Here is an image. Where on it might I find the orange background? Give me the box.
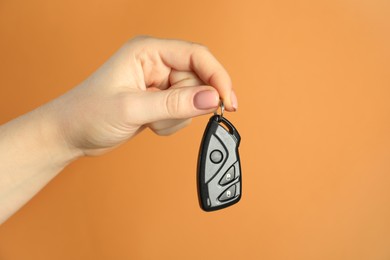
[1,0,390,259]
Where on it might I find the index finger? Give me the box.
[138,37,237,111]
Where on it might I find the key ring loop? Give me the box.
[214,100,225,118]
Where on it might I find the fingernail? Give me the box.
[231,90,238,111]
[194,90,219,110]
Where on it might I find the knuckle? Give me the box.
[126,35,152,48]
[117,92,143,125]
[191,42,209,53]
[191,41,208,49]
[129,35,150,43]
[165,89,182,118]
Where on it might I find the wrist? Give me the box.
[35,101,85,167]
[0,96,84,224]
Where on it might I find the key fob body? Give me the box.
[197,115,242,211]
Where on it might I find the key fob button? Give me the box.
[210,149,223,164]
[219,184,237,202]
[219,165,235,186]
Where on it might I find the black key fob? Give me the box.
[197,112,242,211]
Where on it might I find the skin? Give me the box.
[0,36,237,225]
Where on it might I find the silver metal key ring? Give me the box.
[214,100,225,118]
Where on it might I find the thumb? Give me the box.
[134,86,220,124]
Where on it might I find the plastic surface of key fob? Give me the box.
[197,115,242,211]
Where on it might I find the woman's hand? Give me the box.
[0,36,237,224]
[53,36,237,156]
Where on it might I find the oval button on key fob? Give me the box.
[197,112,242,211]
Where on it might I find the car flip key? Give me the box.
[197,101,242,211]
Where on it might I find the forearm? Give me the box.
[0,102,82,224]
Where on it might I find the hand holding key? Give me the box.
[0,36,238,223]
